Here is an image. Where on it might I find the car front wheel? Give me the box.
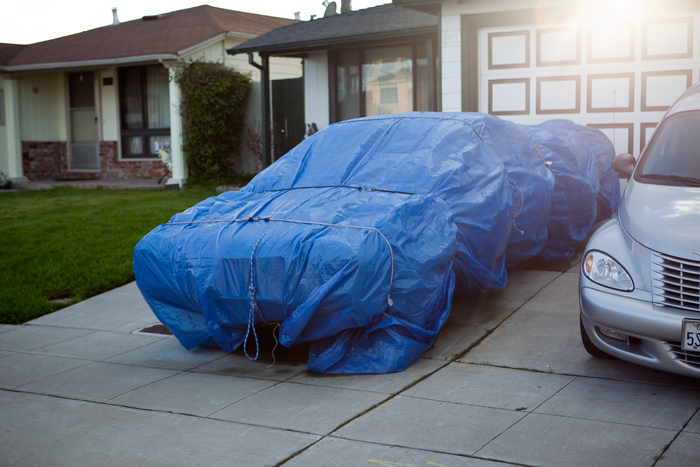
[580,317,612,358]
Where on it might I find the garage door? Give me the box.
[478,14,699,157]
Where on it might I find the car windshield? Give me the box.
[636,111,700,187]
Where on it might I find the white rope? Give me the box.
[243,231,267,361]
[266,323,281,369]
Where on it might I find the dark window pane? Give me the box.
[69,72,95,108]
[118,65,170,159]
[638,111,700,181]
[336,50,361,121]
[121,67,143,130]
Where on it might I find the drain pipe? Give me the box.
[248,52,271,169]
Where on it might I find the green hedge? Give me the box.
[174,61,253,184]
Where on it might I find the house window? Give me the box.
[118,65,170,158]
[0,89,5,126]
[330,41,435,123]
[380,87,399,105]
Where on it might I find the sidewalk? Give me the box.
[2,256,700,466]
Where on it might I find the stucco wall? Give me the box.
[19,73,66,141]
[304,51,330,132]
[0,77,8,175]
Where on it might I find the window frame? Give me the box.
[117,65,171,160]
[328,35,437,124]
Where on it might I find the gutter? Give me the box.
[1,54,179,72]
[227,26,437,56]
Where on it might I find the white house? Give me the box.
[0,5,302,188]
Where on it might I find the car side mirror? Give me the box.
[613,153,636,178]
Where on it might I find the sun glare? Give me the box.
[535,0,649,26]
[585,0,646,23]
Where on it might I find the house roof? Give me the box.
[2,5,295,72]
[227,4,438,56]
[0,43,24,66]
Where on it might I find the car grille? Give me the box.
[664,341,700,368]
[652,252,700,313]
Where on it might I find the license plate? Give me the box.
[682,320,700,351]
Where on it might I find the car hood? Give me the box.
[620,180,700,259]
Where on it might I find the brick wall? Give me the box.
[22,142,67,180]
[99,142,168,180]
[22,141,169,181]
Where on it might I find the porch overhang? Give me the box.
[0,54,179,73]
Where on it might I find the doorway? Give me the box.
[68,72,99,170]
[272,77,305,160]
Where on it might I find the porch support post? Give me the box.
[166,65,186,189]
[248,52,271,168]
[5,78,26,181]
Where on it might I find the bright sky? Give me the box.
[0,0,391,45]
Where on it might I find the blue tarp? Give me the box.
[460,114,555,268]
[521,120,619,261]
[134,112,620,374]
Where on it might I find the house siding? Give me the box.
[19,73,66,141]
[304,52,330,132]
[0,77,8,175]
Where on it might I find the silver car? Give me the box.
[579,81,700,378]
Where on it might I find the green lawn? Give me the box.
[0,186,218,324]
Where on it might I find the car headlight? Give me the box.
[582,251,634,291]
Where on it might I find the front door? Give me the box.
[272,77,305,160]
[68,72,99,170]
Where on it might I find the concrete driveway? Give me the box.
[2,253,699,466]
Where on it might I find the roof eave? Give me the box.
[227,27,437,57]
[3,32,255,73]
[2,54,180,73]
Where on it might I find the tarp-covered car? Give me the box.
[135,112,619,373]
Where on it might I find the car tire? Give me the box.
[580,317,612,358]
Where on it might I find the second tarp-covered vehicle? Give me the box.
[134,112,619,374]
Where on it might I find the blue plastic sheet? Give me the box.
[134,112,620,374]
[521,120,602,261]
[135,114,511,373]
[459,114,554,267]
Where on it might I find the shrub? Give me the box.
[174,61,253,185]
[0,172,12,190]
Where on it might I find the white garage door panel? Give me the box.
[537,28,580,66]
[478,13,700,157]
[644,17,693,59]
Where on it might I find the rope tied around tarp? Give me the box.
[163,217,394,310]
[243,231,268,361]
[509,179,525,235]
[254,185,416,196]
